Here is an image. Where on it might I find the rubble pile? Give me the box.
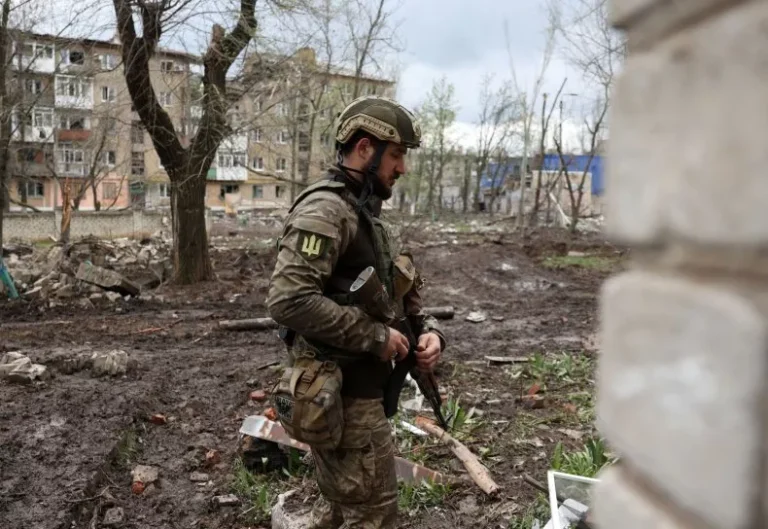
[1,236,173,304]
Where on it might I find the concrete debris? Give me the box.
[91,350,129,377]
[131,465,159,485]
[102,507,125,527]
[212,494,239,506]
[271,490,312,529]
[466,311,487,323]
[3,235,173,304]
[0,352,48,384]
[190,472,210,483]
[76,262,140,297]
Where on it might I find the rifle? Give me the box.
[350,266,449,431]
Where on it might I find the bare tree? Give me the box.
[0,0,12,248]
[553,89,607,233]
[472,73,516,213]
[505,18,557,227]
[112,0,258,284]
[529,78,566,225]
[418,75,457,217]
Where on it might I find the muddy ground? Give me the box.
[0,218,625,529]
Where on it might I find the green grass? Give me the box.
[230,458,283,525]
[398,480,451,514]
[508,493,551,529]
[551,438,615,478]
[115,427,140,468]
[542,254,618,271]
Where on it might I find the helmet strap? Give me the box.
[336,140,389,212]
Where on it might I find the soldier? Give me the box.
[266,95,447,529]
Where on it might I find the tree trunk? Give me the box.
[0,0,9,248]
[171,173,212,283]
[60,180,72,243]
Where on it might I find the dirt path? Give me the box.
[0,227,622,529]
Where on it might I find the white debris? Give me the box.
[466,311,487,323]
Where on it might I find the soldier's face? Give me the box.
[366,143,407,200]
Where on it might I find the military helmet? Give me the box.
[335,95,421,149]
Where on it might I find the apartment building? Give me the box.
[7,31,198,212]
[7,32,396,214]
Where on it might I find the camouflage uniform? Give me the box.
[266,97,446,529]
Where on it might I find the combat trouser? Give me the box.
[309,397,398,529]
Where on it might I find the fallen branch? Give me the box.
[219,307,456,331]
[414,416,500,496]
[219,317,278,331]
[485,355,529,365]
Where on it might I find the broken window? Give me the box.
[131,122,144,144]
[219,184,239,199]
[160,61,174,73]
[276,158,287,171]
[131,152,145,176]
[18,181,44,197]
[101,86,116,102]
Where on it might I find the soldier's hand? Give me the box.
[415,332,441,372]
[381,327,409,362]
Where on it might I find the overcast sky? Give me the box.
[390,0,590,150]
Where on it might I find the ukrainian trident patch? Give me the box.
[297,231,328,260]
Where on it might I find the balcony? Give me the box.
[56,161,87,177]
[12,42,56,74]
[55,76,93,109]
[57,129,91,142]
[221,133,248,152]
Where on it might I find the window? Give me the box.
[56,77,89,98]
[103,151,116,166]
[276,158,287,172]
[60,49,84,65]
[131,152,145,176]
[218,153,232,168]
[252,185,263,198]
[25,79,42,94]
[252,156,264,170]
[252,128,262,142]
[100,54,116,69]
[58,145,84,164]
[277,130,289,144]
[158,183,171,198]
[276,103,288,116]
[298,131,310,152]
[101,86,116,102]
[18,181,44,198]
[234,154,245,167]
[159,92,172,106]
[33,109,53,128]
[160,61,174,73]
[102,182,118,199]
[16,148,37,162]
[321,132,331,147]
[131,122,143,144]
[59,115,87,130]
[219,184,239,199]
[275,185,284,198]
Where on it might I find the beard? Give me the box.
[362,159,393,200]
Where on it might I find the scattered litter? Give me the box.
[398,420,428,437]
[131,465,159,485]
[0,352,48,384]
[91,350,129,377]
[466,311,487,323]
[102,507,125,526]
[190,472,209,483]
[213,494,239,506]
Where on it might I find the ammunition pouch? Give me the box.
[271,350,345,449]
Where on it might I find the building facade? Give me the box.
[6,32,395,214]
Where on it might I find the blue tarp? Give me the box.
[480,155,605,196]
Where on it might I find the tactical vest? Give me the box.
[284,173,398,399]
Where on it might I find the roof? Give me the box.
[11,29,201,63]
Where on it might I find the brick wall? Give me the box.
[2,210,170,242]
[594,1,768,528]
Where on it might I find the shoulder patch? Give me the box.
[296,230,330,260]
